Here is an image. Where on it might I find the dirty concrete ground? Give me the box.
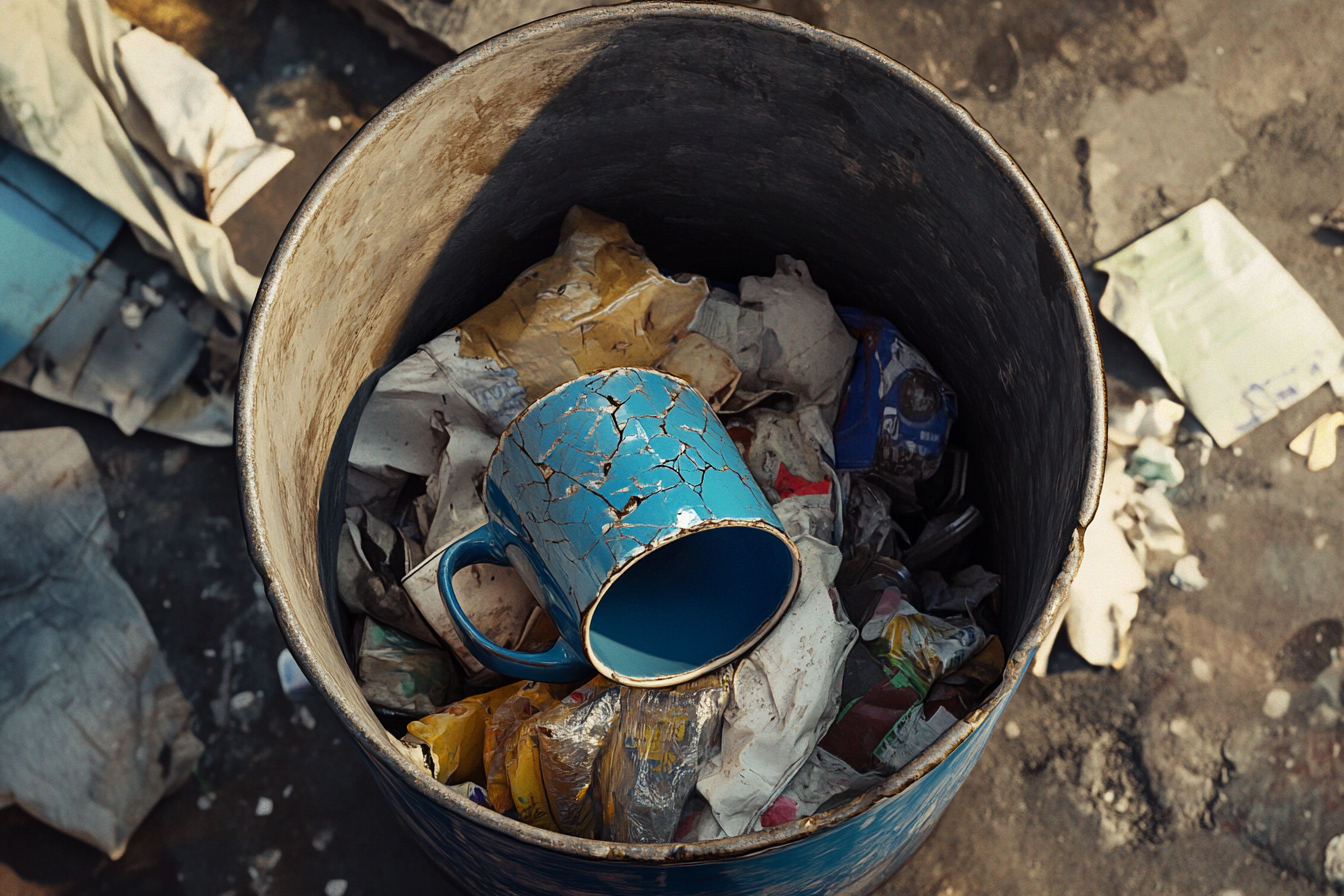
[2,0,1343,893]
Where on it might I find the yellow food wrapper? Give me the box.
[457,206,708,401]
[507,716,558,831]
[404,681,522,785]
[535,676,619,838]
[484,681,561,814]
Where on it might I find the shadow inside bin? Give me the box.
[315,9,1101,671]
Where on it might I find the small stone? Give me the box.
[297,705,317,730]
[1315,533,1330,550]
[325,881,349,896]
[1218,890,1244,896]
[1263,688,1291,719]
[342,63,355,75]
[119,300,145,329]
[1206,513,1227,531]
[1335,246,1343,257]
[1325,833,1344,886]
[254,848,281,872]
[1103,790,1115,803]
[328,115,342,131]
[1191,657,1214,682]
[255,796,274,816]
[312,828,334,852]
[1113,797,1129,813]
[1168,718,1193,738]
[204,648,217,658]
[1043,127,1060,140]
[197,795,212,810]
[1287,88,1307,105]
[1232,446,1243,457]
[1215,46,1225,55]
[1309,212,1325,227]
[162,446,190,476]
[162,599,172,609]
[1218,160,1235,177]
[1170,555,1208,591]
[1004,720,1021,740]
[283,785,293,798]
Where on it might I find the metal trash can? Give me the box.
[236,5,1105,893]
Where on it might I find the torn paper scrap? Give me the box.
[347,329,525,510]
[1169,555,1208,592]
[356,616,459,716]
[1034,457,1147,675]
[735,256,857,425]
[114,27,293,225]
[1095,199,1344,447]
[1289,411,1344,471]
[0,427,202,858]
[696,536,857,837]
[457,206,707,400]
[0,0,261,311]
[654,332,742,411]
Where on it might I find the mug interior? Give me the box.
[584,524,798,685]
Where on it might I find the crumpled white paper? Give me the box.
[696,535,858,837]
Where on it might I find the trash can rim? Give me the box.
[236,0,1107,864]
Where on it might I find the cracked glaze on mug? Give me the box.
[484,367,799,680]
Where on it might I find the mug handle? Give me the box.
[437,525,592,682]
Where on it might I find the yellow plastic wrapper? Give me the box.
[535,676,619,838]
[865,599,986,697]
[507,716,558,831]
[457,206,709,401]
[403,681,521,785]
[484,681,561,814]
[597,668,732,843]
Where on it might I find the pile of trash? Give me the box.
[342,206,1005,843]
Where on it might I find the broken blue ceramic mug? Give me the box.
[437,367,801,687]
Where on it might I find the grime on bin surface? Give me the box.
[342,206,1007,843]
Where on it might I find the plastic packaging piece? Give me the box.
[838,569,919,635]
[1289,411,1344,471]
[484,682,562,814]
[457,206,708,401]
[696,536,857,837]
[403,681,521,785]
[766,747,884,826]
[1126,436,1185,486]
[832,307,957,481]
[923,636,1005,721]
[1096,198,1344,447]
[448,781,490,808]
[654,332,742,411]
[507,715,557,830]
[356,617,459,716]
[863,599,987,696]
[536,677,620,838]
[816,641,923,773]
[597,669,732,844]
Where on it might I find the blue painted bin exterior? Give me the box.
[237,5,1106,894]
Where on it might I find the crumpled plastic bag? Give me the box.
[696,536,857,837]
[597,669,732,843]
[457,206,708,401]
[536,677,620,838]
[484,681,562,814]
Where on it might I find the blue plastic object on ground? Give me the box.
[0,140,122,367]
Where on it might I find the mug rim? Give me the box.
[581,515,803,688]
